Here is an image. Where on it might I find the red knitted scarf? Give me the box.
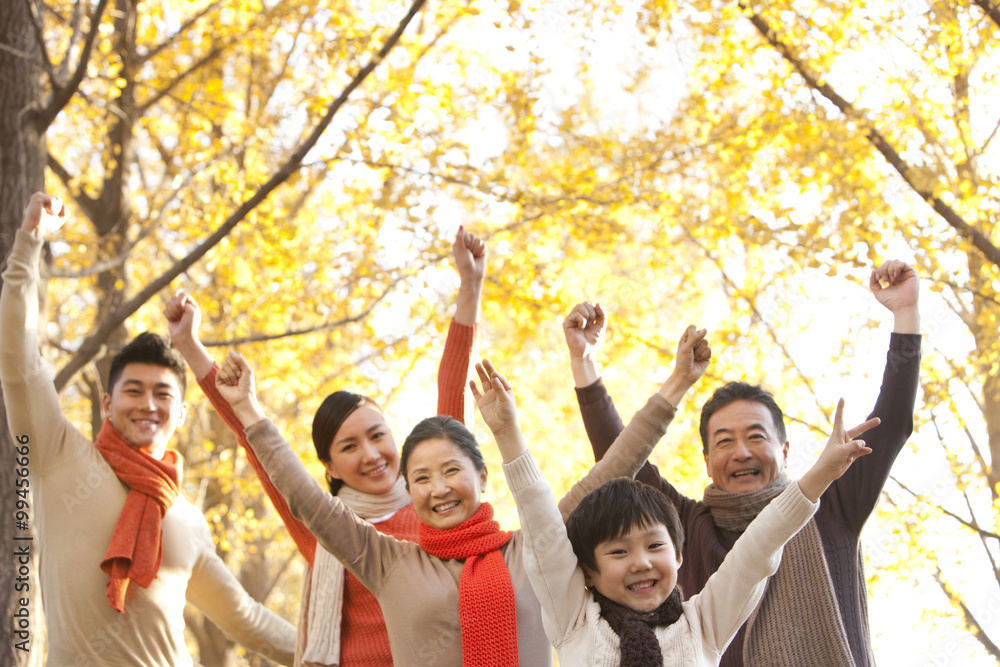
[94,420,180,612]
[418,502,518,667]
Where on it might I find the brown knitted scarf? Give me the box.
[703,471,857,667]
[592,586,683,667]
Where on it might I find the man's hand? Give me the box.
[164,290,201,346]
[21,192,70,239]
[870,260,919,313]
[562,301,607,361]
[870,260,920,333]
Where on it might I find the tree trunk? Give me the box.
[0,1,49,664]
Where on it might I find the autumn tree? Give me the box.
[4,0,997,664]
[487,0,1000,661]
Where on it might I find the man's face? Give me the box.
[102,363,186,459]
[704,400,789,494]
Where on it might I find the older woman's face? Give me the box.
[405,437,487,530]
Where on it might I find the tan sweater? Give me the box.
[0,230,296,666]
[242,392,679,666]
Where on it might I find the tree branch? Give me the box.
[892,475,1000,541]
[200,282,400,347]
[23,0,56,82]
[35,0,112,132]
[973,0,1000,32]
[52,0,429,392]
[933,568,1000,662]
[739,1,1000,271]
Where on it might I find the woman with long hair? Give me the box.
[166,228,486,666]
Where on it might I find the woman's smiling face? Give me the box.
[323,405,400,495]
[405,437,487,530]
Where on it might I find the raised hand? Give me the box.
[672,325,711,385]
[470,359,527,462]
[562,301,607,361]
[215,351,265,426]
[453,226,487,289]
[656,325,711,407]
[870,260,919,314]
[798,399,879,501]
[21,192,71,238]
[470,360,516,434]
[453,227,487,326]
[163,290,201,345]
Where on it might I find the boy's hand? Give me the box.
[470,359,528,462]
[798,399,879,501]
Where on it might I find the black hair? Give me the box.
[566,477,684,573]
[107,332,187,396]
[399,415,484,489]
[312,391,382,495]
[699,381,786,454]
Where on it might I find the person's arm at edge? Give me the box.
[166,293,318,564]
[0,194,78,471]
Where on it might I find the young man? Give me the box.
[561,261,921,667]
[0,193,296,665]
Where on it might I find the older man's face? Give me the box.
[704,400,789,494]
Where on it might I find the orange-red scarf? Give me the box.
[94,420,180,613]
[419,502,518,667]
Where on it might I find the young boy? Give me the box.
[471,340,879,666]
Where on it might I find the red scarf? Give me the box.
[419,502,518,666]
[94,420,180,612]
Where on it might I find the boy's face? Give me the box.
[582,522,681,614]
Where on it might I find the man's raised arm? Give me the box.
[0,193,77,471]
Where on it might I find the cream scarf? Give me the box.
[295,475,411,667]
[703,471,861,667]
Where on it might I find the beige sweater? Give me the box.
[0,230,296,666]
[242,394,678,666]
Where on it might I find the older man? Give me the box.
[562,261,920,667]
